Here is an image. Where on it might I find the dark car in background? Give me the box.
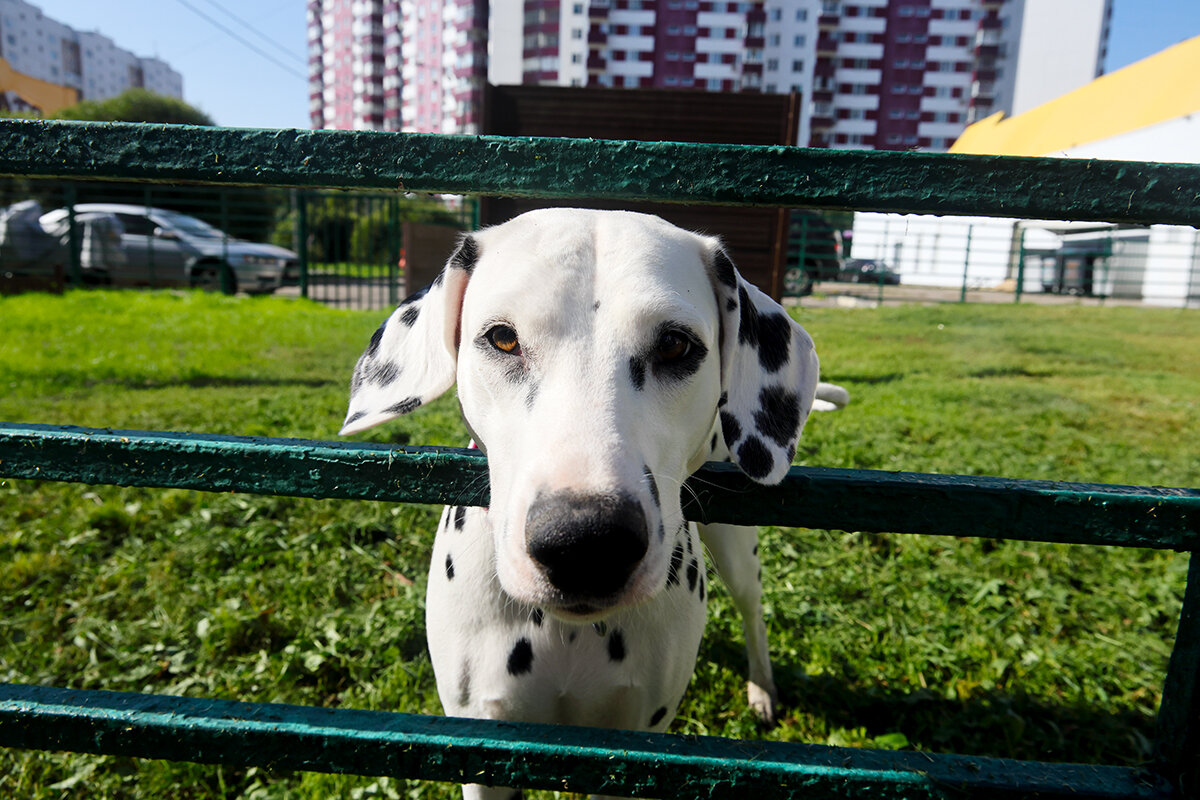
[840,258,901,285]
[783,209,843,296]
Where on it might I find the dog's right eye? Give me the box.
[486,325,521,355]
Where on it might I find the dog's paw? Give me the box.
[747,680,778,728]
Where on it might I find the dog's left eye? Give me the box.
[655,330,692,362]
[486,324,521,355]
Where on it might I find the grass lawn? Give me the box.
[1,290,1197,799]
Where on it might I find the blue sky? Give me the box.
[30,0,1200,130]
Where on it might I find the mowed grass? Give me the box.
[1,290,1197,799]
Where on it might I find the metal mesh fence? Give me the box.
[0,179,471,309]
[791,212,1200,308]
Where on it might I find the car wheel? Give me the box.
[191,263,237,295]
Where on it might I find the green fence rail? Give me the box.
[1,117,1199,799]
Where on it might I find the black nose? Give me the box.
[526,491,649,598]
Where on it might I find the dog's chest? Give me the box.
[425,504,709,730]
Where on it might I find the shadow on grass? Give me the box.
[97,376,335,390]
[704,635,1156,767]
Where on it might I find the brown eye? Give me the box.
[656,330,691,361]
[487,325,521,355]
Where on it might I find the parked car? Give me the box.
[839,258,901,285]
[783,209,843,296]
[38,203,299,294]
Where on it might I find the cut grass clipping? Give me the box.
[2,290,1197,799]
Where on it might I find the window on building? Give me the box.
[793,34,806,46]
[792,59,804,72]
[770,7,781,20]
[769,34,780,45]
[796,8,807,21]
[767,58,779,70]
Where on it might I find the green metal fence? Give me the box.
[0,118,1198,799]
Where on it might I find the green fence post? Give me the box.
[1014,228,1027,304]
[64,184,80,288]
[388,195,400,307]
[960,224,974,303]
[143,187,156,287]
[297,191,309,299]
[219,191,232,295]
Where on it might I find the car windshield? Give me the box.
[156,210,227,240]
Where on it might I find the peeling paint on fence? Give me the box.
[3,119,1200,225]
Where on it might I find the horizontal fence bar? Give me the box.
[2,120,1200,226]
[0,684,1170,800]
[1,423,1196,550]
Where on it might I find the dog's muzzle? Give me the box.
[526,490,649,607]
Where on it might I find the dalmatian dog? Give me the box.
[341,209,840,800]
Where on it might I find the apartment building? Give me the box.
[309,0,1111,151]
[0,0,182,115]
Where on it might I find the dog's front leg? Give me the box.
[698,521,778,726]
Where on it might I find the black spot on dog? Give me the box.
[569,631,578,644]
[453,505,466,530]
[449,235,479,274]
[608,629,626,662]
[629,355,646,390]
[343,410,366,427]
[686,558,699,592]
[506,638,534,676]
[445,554,455,580]
[399,304,420,327]
[752,544,758,556]
[757,566,763,583]
[737,435,774,480]
[755,313,792,373]
[718,391,728,408]
[531,608,544,627]
[754,385,801,447]
[667,543,684,587]
[593,300,601,311]
[649,706,668,727]
[738,286,758,347]
[726,297,738,312]
[365,322,387,358]
[710,433,718,454]
[643,465,659,508]
[370,360,400,386]
[593,621,608,637]
[712,250,737,289]
[720,411,742,446]
[699,575,705,601]
[384,397,422,416]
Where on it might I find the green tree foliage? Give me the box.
[51,88,214,126]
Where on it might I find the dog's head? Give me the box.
[342,209,818,620]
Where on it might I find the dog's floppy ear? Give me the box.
[707,244,819,485]
[340,235,477,435]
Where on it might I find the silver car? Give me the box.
[39,203,299,294]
